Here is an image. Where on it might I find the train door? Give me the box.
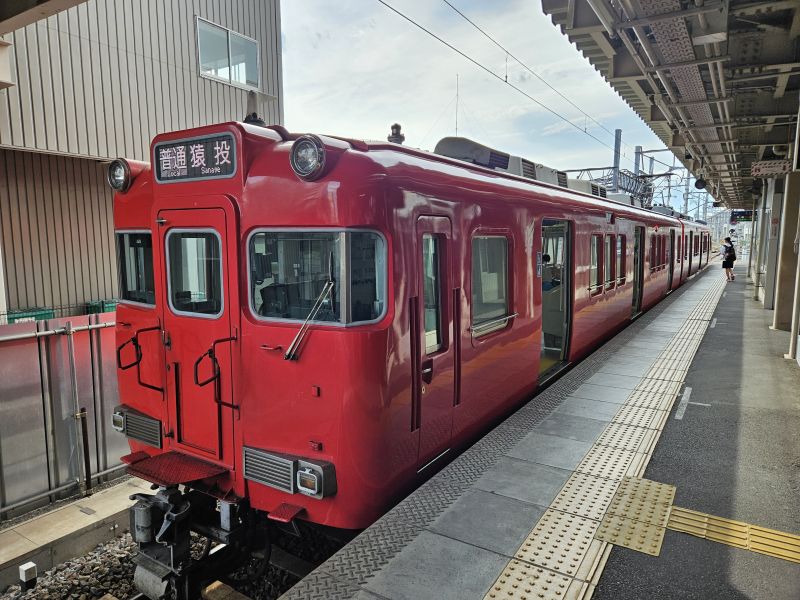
[539,219,571,376]
[688,231,694,274]
[667,230,675,290]
[413,215,455,469]
[631,226,645,316]
[159,206,236,465]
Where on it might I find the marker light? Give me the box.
[107,159,132,192]
[296,467,320,496]
[290,135,326,181]
[111,410,125,432]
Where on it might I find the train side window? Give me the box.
[471,236,510,335]
[422,234,442,353]
[604,235,615,289]
[684,235,688,260]
[166,231,223,317]
[589,234,602,295]
[117,231,155,305]
[616,235,626,285]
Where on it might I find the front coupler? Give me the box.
[129,486,254,600]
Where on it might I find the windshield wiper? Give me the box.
[284,253,335,361]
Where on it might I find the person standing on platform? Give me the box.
[721,237,736,281]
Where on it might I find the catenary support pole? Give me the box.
[612,129,622,192]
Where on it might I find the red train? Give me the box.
[110,120,710,597]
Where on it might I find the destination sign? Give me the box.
[154,133,237,183]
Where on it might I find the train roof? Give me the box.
[148,121,707,230]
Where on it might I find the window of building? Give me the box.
[472,236,510,334]
[249,230,386,324]
[590,234,602,294]
[604,234,615,288]
[616,235,625,284]
[167,231,223,317]
[117,232,155,305]
[422,235,442,353]
[197,18,259,89]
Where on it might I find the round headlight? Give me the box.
[107,159,132,192]
[290,135,326,181]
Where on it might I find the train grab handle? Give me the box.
[116,325,164,393]
[192,336,239,412]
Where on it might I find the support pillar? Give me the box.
[753,179,772,301]
[772,172,800,330]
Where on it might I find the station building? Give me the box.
[0,0,284,321]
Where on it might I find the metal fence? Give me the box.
[0,313,127,519]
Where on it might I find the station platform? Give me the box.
[279,262,800,600]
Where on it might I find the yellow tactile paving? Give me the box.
[513,510,606,581]
[612,405,668,430]
[595,423,657,454]
[594,513,667,556]
[575,445,648,481]
[605,478,676,528]
[667,507,800,563]
[624,390,678,411]
[550,473,620,521]
[485,560,593,600]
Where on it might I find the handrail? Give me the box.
[469,312,518,334]
[0,321,115,344]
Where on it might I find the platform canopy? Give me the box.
[0,0,88,34]
[541,0,800,209]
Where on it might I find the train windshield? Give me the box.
[249,230,386,324]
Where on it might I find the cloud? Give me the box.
[281,0,668,172]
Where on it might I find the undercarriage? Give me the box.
[129,485,268,600]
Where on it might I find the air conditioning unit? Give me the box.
[566,179,607,198]
[434,137,569,188]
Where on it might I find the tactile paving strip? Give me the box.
[595,422,657,454]
[667,507,800,563]
[633,378,682,397]
[594,513,667,556]
[550,472,620,521]
[606,478,676,528]
[484,560,593,600]
[575,445,647,481]
[612,405,668,430]
[514,509,606,581]
[624,390,678,411]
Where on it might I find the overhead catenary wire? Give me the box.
[374,0,641,170]
[441,0,686,171]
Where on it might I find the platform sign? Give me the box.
[730,209,753,224]
[153,133,237,183]
[750,160,791,177]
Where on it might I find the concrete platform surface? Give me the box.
[0,478,149,589]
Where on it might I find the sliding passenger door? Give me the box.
[539,219,571,376]
[631,226,645,317]
[412,216,455,470]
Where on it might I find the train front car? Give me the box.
[110,123,398,599]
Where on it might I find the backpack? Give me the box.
[725,245,736,262]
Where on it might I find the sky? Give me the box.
[280,0,708,212]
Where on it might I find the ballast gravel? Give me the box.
[0,532,308,600]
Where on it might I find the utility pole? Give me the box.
[634,145,642,175]
[455,74,459,136]
[683,166,689,215]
